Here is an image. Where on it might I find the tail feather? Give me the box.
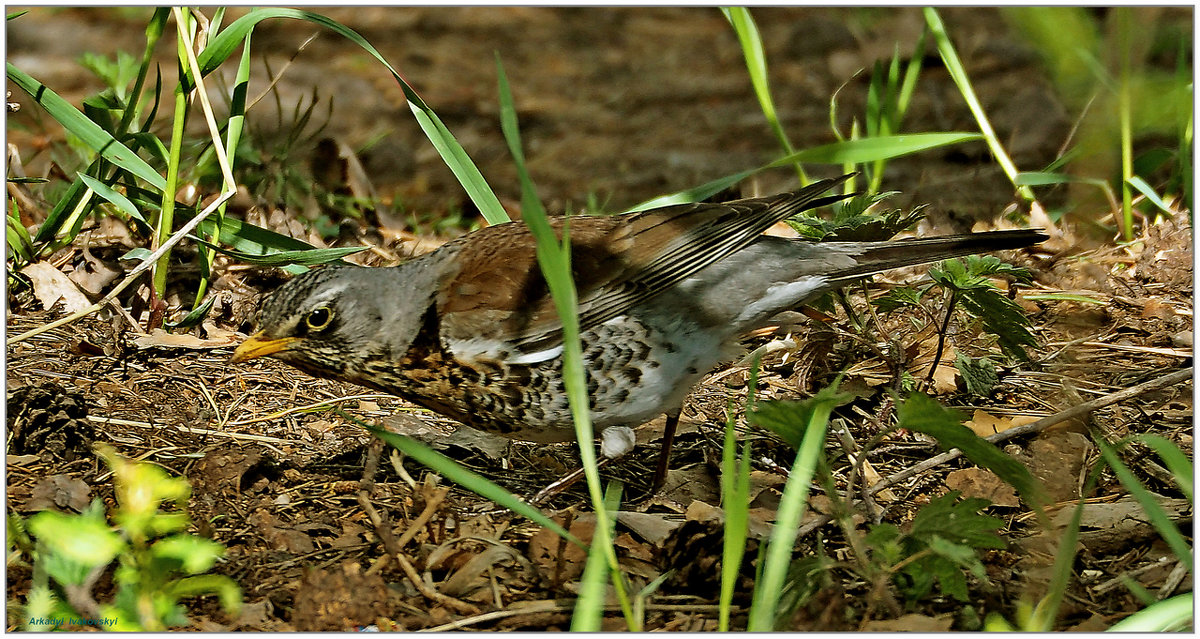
[825,229,1047,285]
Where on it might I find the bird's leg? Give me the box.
[652,409,681,490]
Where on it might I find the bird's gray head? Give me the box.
[230,265,387,378]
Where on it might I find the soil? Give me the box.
[5,6,1194,632]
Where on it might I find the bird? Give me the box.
[231,173,1045,492]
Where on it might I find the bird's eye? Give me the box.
[305,306,334,331]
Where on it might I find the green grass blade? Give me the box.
[719,407,752,631]
[722,7,805,182]
[624,168,758,212]
[772,132,983,165]
[192,17,253,310]
[572,481,626,631]
[1129,434,1193,501]
[1094,436,1193,571]
[7,64,165,190]
[77,173,147,224]
[1125,176,1174,217]
[189,238,366,267]
[923,8,1035,202]
[626,132,977,213]
[364,424,583,549]
[746,385,849,630]
[199,8,508,224]
[1106,593,1194,632]
[496,54,633,624]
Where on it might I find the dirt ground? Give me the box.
[5,6,1194,631]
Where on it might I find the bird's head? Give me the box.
[230,266,386,378]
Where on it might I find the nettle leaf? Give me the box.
[879,491,1006,602]
[748,388,855,449]
[955,352,998,396]
[928,257,1037,361]
[897,393,1046,508]
[872,285,925,313]
[957,286,1037,361]
[787,191,926,241]
[909,492,1006,550]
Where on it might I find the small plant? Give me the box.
[872,254,1038,380]
[14,445,240,631]
[864,491,1006,603]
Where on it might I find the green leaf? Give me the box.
[880,492,1006,602]
[872,286,925,313]
[910,493,1006,552]
[788,191,926,241]
[748,390,853,450]
[29,511,123,577]
[897,394,1046,509]
[955,353,998,397]
[163,574,243,616]
[957,285,1038,360]
[929,257,1037,360]
[151,535,225,574]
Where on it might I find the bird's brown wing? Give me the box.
[437,173,853,357]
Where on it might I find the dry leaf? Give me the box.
[862,613,954,632]
[28,474,91,512]
[614,511,682,546]
[132,328,239,350]
[21,261,91,313]
[67,248,121,295]
[965,409,1040,437]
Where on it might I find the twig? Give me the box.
[394,483,449,551]
[86,415,293,451]
[356,491,479,615]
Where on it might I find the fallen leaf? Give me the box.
[614,511,683,546]
[28,474,91,512]
[67,248,121,295]
[1027,430,1091,502]
[862,613,953,632]
[21,261,91,313]
[132,328,239,350]
[965,409,1040,437]
[527,516,592,583]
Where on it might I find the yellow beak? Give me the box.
[230,333,299,363]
